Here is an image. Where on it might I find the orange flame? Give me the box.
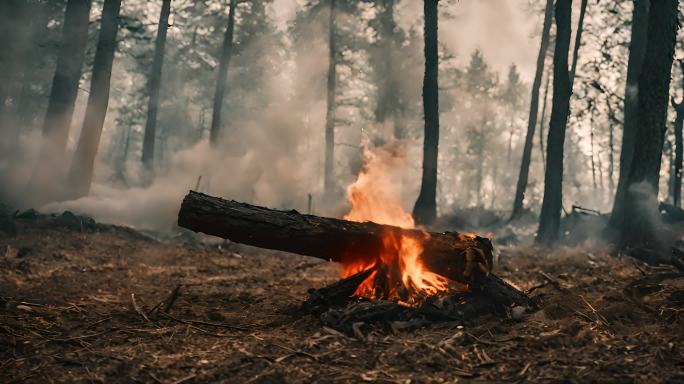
[342,146,449,305]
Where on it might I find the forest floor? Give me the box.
[1,212,684,383]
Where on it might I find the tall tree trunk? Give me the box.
[609,0,650,228]
[569,0,588,85]
[670,60,684,207]
[536,0,573,245]
[607,97,616,194]
[209,0,236,145]
[141,0,171,170]
[510,0,553,220]
[538,69,551,169]
[590,106,597,190]
[28,0,91,197]
[412,0,440,225]
[324,0,337,196]
[67,0,121,198]
[616,0,678,249]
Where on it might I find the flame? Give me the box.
[341,145,450,305]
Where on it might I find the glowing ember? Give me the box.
[342,146,450,305]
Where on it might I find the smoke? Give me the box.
[1,0,645,238]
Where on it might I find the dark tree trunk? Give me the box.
[28,0,91,196]
[510,0,553,220]
[609,0,650,229]
[616,0,678,249]
[412,0,440,225]
[607,97,616,194]
[569,0,588,85]
[141,0,171,170]
[324,0,337,196]
[536,0,573,245]
[671,60,684,207]
[209,0,236,145]
[67,0,121,198]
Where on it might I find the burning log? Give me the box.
[178,191,531,308]
[179,192,492,281]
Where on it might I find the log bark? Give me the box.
[178,191,495,286]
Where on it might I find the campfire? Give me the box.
[341,147,461,305]
[177,146,532,334]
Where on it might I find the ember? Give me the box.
[342,147,453,304]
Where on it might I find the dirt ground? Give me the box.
[1,213,683,383]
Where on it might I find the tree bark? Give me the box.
[412,0,440,225]
[209,0,237,145]
[67,0,122,198]
[671,60,684,207]
[616,0,678,249]
[28,0,91,197]
[536,0,573,245]
[609,0,650,230]
[141,0,171,170]
[569,0,588,86]
[510,0,554,220]
[178,191,494,285]
[324,0,337,196]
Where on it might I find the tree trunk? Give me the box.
[616,0,678,249]
[324,0,337,196]
[607,97,616,194]
[67,0,121,198]
[412,0,440,225]
[28,0,91,197]
[609,0,650,229]
[141,0,171,170]
[671,60,684,207]
[569,0,588,85]
[510,0,553,220]
[536,0,573,245]
[209,0,237,145]
[590,106,597,190]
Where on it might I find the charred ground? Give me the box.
[1,213,683,383]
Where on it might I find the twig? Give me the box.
[170,373,196,384]
[148,284,181,317]
[130,293,152,323]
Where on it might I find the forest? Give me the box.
[1,0,684,382]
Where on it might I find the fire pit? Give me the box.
[177,148,533,335]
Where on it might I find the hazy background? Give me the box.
[2,0,676,232]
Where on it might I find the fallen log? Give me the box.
[178,191,531,307]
